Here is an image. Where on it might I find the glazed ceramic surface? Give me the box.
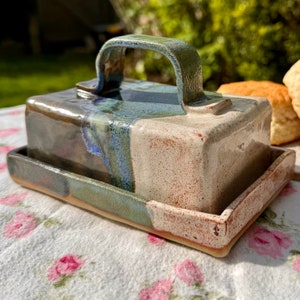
[25,34,272,214]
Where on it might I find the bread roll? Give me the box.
[283,60,300,119]
[217,80,300,145]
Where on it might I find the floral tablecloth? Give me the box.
[1,105,300,300]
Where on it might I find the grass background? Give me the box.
[0,50,96,108]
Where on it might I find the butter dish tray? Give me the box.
[7,146,295,257]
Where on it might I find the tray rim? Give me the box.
[7,146,296,257]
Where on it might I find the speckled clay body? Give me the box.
[131,96,271,214]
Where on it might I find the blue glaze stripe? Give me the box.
[81,82,185,192]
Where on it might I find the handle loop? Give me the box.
[94,34,204,107]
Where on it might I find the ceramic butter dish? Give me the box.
[7,35,295,256]
[26,34,272,214]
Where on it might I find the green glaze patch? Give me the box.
[69,176,152,227]
[7,148,69,197]
[7,148,153,228]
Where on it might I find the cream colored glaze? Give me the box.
[145,147,295,248]
[131,96,271,214]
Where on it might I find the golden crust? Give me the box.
[217,80,300,145]
[283,60,300,119]
[217,80,291,105]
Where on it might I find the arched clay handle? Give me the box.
[94,34,204,106]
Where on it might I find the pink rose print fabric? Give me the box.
[174,259,204,286]
[0,145,15,154]
[293,255,300,273]
[0,127,21,138]
[0,162,7,173]
[279,182,297,197]
[47,254,86,283]
[138,278,173,300]
[0,192,28,206]
[8,108,23,115]
[138,259,207,298]
[147,233,165,246]
[3,211,36,238]
[247,225,293,259]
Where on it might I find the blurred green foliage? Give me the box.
[0,53,95,108]
[111,0,300,90]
